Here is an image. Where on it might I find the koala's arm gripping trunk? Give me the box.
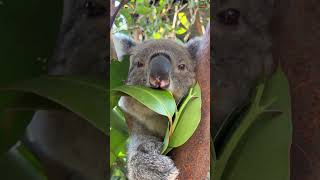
[171,23,211,179]
[126,120,179,180]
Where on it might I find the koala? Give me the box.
[212,0,275,133]
[25,0,107,179]
[113,34,201,180]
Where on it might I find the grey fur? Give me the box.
[114,35,201,180]
[212,0,275,131]
[185,37,202,60]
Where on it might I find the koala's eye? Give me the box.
[137,61,144,68]
[178,64,186,71]
[217,9,240,26]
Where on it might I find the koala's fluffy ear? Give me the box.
[185,37,202,60]
[112,33,136,61]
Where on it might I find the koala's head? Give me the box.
[114,34,201,103]
[212,0,275,130]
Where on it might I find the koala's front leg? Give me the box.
[127,134,179,180]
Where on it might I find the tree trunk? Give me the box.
[272,1,320,179]
[171,23,210,180]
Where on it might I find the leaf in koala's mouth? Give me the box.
[112,85,176,119]
[112,83,202,155]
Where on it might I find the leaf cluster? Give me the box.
[211,67,292,180]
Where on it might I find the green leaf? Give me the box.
[213,67,292,180]
[110,58,130,90]
[119,8,133,26]
[178,12,190,28]
[175,27,187,35]
[153,32,161,39]
[213,100,251,157]
[0,76,108,135]
[112,85,176,119]
[157,0,165,9]
[110,126,128,166]
[110,58,130,109]
[111,106,128,137]
[135,0,144,4]
[168,83,201,148]
[136,6,152,15]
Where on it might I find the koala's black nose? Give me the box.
[149,55,171,89]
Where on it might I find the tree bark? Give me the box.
[272,1,320,179]
[171,23,210,180]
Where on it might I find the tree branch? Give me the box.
[110,0,129,60]
[171,23,210,179]
[110,0,129,28]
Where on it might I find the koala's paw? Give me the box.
[127,142,179,180]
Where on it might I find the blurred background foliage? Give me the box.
[110,0,210,179]
[112,0,210,42]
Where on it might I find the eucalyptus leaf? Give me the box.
[136,6,152,15]
[110,126,128,166]
[112,85,176,119]
[110,58,129,89]
[168,83,201,148]
[0,76,108,135]
[111,106,128,136]
[213,100,251,157]
[153,32,161,39]
[213,67,292,180]
[178,12,190,28]
[175,27,187,35]
[110,58,130,109]
[119,9,133,26]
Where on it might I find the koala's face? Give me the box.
[212,0,274,128]
[126,39,197,103]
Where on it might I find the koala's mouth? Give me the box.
[148,77,170,89]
